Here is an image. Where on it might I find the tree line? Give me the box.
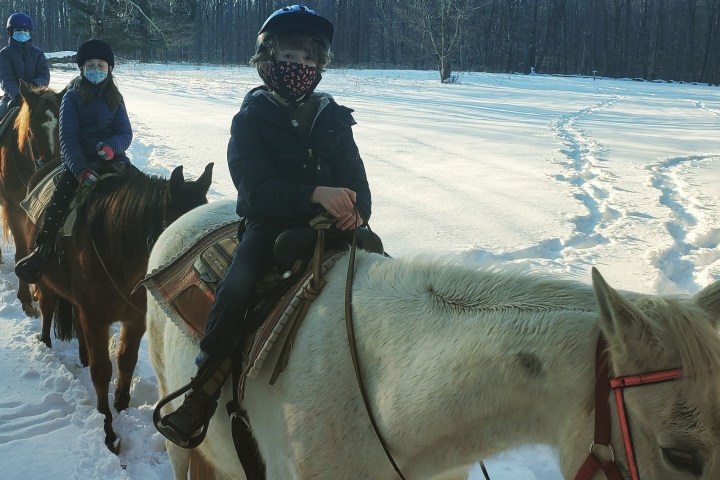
[1,0,718,84]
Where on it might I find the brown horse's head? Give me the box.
[165,162,214,225]
[0,81,64,318]
[15,80,64,165]
[80,162,215,262]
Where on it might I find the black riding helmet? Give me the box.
[6,12,32,36]
[256,5,334,53]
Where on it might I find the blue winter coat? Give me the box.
[60,78,133,179]
[0,38,49,103]
[228,87,372,226]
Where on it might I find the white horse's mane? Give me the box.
[634,296,720,379]
[359,252,720,379]
[359,253,598,314]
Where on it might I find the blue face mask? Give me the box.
[83,69,108,85]
[12,31,30,43]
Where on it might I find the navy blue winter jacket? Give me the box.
[60,78,133,179]
[0,38,49,102]
[228,87,371,226]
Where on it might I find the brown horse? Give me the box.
[27,161,213,453]
[0,81,63,316]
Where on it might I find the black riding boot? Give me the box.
[156,356,233,449]
[15,170,78,284]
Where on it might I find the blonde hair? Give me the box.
[251,32,331,71]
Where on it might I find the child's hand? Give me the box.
[311,186,356,217]
[96,142,114,160]
[335,210,364,230]
[80,169,99,187]
[311,186,363,230]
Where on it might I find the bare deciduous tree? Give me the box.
[399,0,474,82]
[2,0,718,84]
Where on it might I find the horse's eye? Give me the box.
[662,447,703,476]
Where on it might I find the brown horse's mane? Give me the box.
[80,170,169,261]
[14,86,61,154]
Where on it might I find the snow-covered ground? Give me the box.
[0,60,718,479]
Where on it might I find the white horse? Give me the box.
[146,200,720,480]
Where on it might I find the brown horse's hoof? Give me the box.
[114,392,131,412]
[106,434,120,455]
[38,334,52,349]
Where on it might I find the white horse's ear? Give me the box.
[592,267,657,364]
[694,279,720,327]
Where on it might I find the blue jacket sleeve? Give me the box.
[0,48,19,99]
[104,101,133,155]
[31,49,49,87]
[59,91,89,178]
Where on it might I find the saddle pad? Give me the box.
[20,164,65,224]
[140,220,241,339]
[141,221,344,380]
[20,166,125,237]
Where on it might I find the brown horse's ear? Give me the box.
[57,86,68,102]
[168,165,185,200]
[170,165,185,187]
[196,162,214,194]
[19,79,32,101]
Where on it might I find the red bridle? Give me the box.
[575,336,683,480]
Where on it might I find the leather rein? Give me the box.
[575,336,683,480]
[342,220,490,480]
[343,226,409,479]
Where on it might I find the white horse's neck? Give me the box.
[348,254,601,477]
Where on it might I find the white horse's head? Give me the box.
[587,268,720,479]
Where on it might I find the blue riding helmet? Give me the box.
[258,5,334,50]
[6,12,33,34]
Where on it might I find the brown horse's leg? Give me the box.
[78,308,118,453]
[114,314,146,412]
[5,204,38,317]
[37,285,59,348]
[74,305,88,367]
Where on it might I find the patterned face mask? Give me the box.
[266,61,319,102]
[83,69,108,85]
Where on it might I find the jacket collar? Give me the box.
[246,88,335,127]
[8,37,32,48]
